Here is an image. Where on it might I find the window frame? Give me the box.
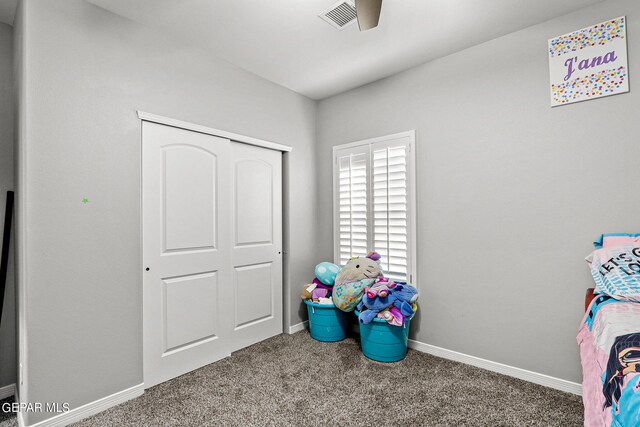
[332,130,417,287]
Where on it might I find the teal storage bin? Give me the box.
[305,300,348,342]
[355,310,411,362]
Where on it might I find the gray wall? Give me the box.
[19,0,317,424]
[0,21,16,391]
[14,0,640,423]
[13,0,27,405]
[317,0,640,383]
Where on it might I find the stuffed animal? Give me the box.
[334,252,382,285]
[333,278,376,313]
[384,282,418,318]
[378,306,405,326]
[300,279,332,301]
[357,279,417,324]
[301,262,340,303]
[317,296,334,305]
[392,282,419,306]
[357,285,395,324]
[315,262,340,286]
[333,252,383,312]
[365,278,395,299]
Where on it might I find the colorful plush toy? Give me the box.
[357,287,395,324]
[378,306,405,326]
[357,278,418,324]
[365,278,395,299]
[315,262,340,285]
[301,262,341,304]
[317,296,334,305]
[333,252,383,312]
[300,279,333,301]
[392,282,419,306]
[333,278,376,312]
[335,252,382,284]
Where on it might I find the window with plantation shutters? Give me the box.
[337,148,370,265]
[333,132,416,284]
[373,143,409,281]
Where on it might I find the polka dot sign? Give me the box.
[549,17,626,58]
[548,16,629,106]
[551,66,628,105]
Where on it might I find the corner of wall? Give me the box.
[11,0,29,412]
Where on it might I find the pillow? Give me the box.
[586,245,640,302]
[594,233,640,249]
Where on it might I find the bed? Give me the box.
[578,287,640,426]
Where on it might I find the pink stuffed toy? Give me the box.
[365,278,398,299]
[377,306,405,326]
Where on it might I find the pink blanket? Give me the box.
[577,295,640,426]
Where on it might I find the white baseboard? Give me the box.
[0,383,15,400]
[15,386,25,427]
[408,339,582,396]
[19,383,144,427]
[287,320,308,334]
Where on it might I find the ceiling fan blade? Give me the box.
[355,0,382,31]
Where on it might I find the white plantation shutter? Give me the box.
[337,148,370,265]
[373,142,409,281]
[333,132,416,284]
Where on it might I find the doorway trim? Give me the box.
[137,111,293,153]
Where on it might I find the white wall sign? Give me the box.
[548,16,629,107]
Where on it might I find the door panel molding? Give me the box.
[162,145,218,253]
[162,270,220,353]
[234,159,274,247]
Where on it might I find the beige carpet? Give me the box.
[72,331,582,426]
[0,397,17,427]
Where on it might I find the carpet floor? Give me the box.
[72,331,583,426]
[0,397,17,427]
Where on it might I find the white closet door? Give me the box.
[142,122,233,388]
[230,143,283,352]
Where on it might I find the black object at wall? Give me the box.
[0,191,14,328]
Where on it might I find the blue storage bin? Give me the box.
[355,310,411,362]
[304,300,348,342]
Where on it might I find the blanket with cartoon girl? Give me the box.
[578,294,640,426]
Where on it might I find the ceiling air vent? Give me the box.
[319,0,357,30]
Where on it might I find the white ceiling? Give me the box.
[58,1,610,99]
[0,0,17,26]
